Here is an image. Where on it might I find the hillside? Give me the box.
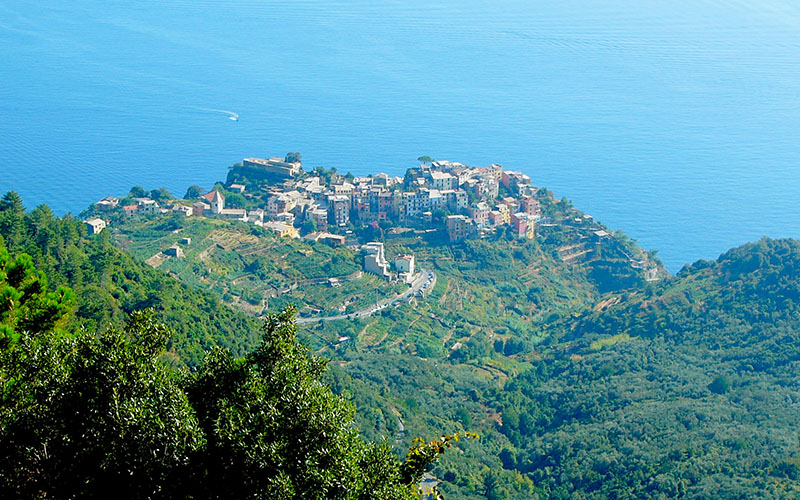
[0,233,457,498]
[483,238,800,498]
[104,181,660,357]
[95,188,800,498]
[6,190,800,498]
[309,240,800,499]
[94,187,673,497]
[0,193,261,366]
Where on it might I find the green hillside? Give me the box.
[0,233,458,498]
[5,190,800,498]
[0,192,261,366]
[98,197,800,498]
[92,194,674,498]
[486,238,800,498]
[104,187,657,359]
[334,239,800,499]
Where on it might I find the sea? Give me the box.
[1,0,799,273]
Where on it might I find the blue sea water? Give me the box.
[1,0,799,272]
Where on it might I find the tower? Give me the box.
[210,190,225,214]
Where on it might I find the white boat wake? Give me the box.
[195,107,238,121]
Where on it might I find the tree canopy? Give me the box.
[0,240,459,498]
[149,187,174,202]
[184,185,206,199]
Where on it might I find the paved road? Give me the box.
[296,269,435,324]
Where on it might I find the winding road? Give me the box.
[296,269,435,324]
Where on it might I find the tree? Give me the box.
[149,187,174,202]
[709,375,732,394]
[129,186,146,198]
[301,217,318,235]
[0,237,75,345]
[417,156,434,164]
[186,308,472,498]
[184,185,206,199]
[0,275,462,499]
[401,432,478,492]
[455,407,473,427]
[432,209,448,224]
[224,192,247,209]
[0,192,26,250]
[0,191,23,213]
[0,310,203,498]
[189,306,389,498]
[285,152,302,163]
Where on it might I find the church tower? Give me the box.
[210,190,225,214]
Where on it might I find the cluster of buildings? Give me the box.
[445,194,539,242]
[84,154,663,283]
[219,156,542,243]
[89,155,543,244]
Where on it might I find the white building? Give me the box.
[84,218,106,235]
[135,198,159,215]
[363,242,390,278]
[394,254,415,283]
[429,171,456,191]
[95,196,119,211]
[428,189,444,211]
[209,191,224,214]
[333,182,355,197]
[249,208,266,224]
[172,205,193,217]
[218,208,247,221]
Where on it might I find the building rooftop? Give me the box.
[200,190,224,202]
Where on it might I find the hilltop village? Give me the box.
[86,153,658,282]
[90,154,540,237]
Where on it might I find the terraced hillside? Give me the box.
[109,206,653,359]
[101,192,674,498]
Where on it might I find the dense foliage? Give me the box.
[0,192,261,365]
[488,238,800,498]
[94,195,800,498]
[0,241,456,498]
[318,240,800,498]
[0,234,74,344]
